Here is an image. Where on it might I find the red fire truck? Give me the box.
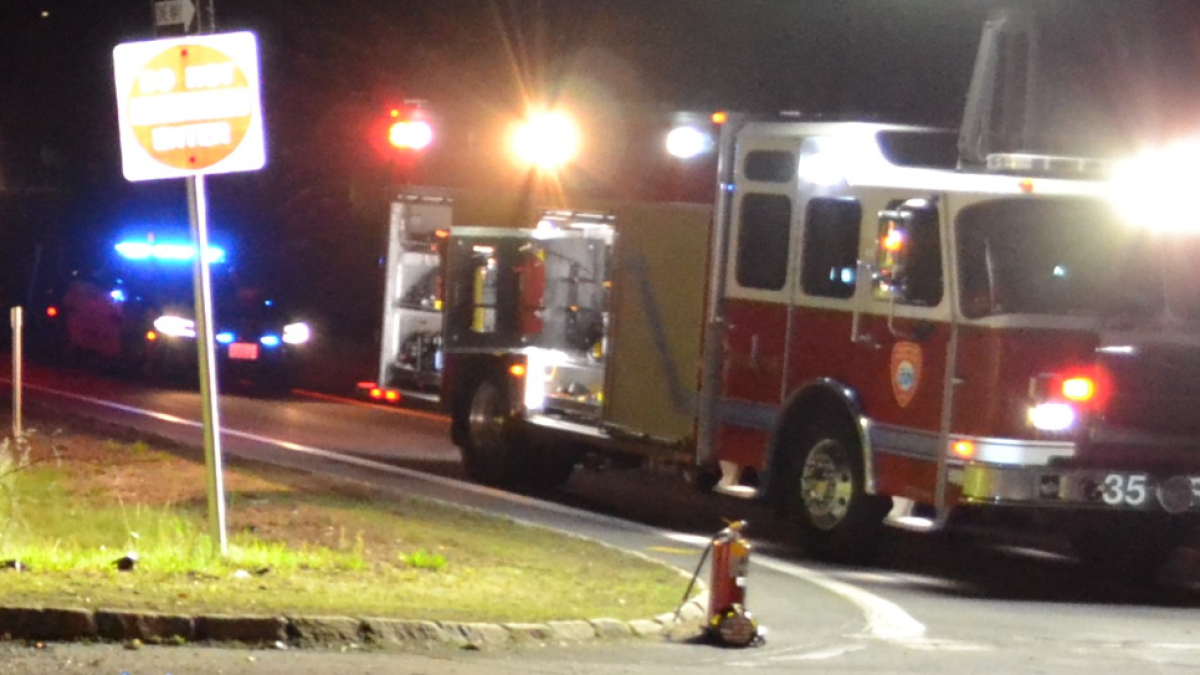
[360,11,1200,568]
[367,112,1200,571]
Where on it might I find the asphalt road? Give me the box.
[4,356,1200,675]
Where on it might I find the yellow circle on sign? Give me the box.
[127,43,254,171]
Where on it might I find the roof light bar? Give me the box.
[115,241,226,264]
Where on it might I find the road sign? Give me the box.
[154,0,195,29]
[152,0,213,37]
[113,31,265,182]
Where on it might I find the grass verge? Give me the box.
[0,414,689,624]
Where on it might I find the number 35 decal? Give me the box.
[1102,474,1149,507]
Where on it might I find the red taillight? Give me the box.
[46,306,59,318]
[384,390,400,402]
[1032,368,1112,410]
[369,388,384,400]
[1061,377,1096,402]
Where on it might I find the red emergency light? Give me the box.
[388,119,434,151]
[1031,368,1113,410]
[1061,377,1096,402]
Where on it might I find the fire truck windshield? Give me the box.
[957,196,1200,321]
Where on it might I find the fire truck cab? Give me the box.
[438,115,1200,566]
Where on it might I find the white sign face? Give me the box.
[113,31,265,181]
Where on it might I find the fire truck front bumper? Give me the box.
[958,463,1200,514]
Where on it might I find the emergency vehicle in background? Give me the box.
[363,13,1200,567]
[32,232,312,390]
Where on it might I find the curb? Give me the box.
[0,593,709,650]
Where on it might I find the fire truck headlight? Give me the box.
[283,321,311,345]
[1112,139,1200,233]
[666,126,713,159]
[152,315,196,339]
[512,111,579,170]
[1028,402,1077,432]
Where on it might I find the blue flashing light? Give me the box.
[115,240,227,264]
[110,289,127,303]
[264,299,274,307]
[260,334,282,348]
[216,332,235,344]
[153,243,196,261]
[115,242,153,260]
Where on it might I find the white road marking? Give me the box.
[752,556,928,645]
[730,643,867,664]
[14,380,932,648]
[832,569,972,593]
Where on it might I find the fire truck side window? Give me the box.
[735,193,792,291]
[874,205,944,306]
[902,208,944,306]
[744,151,797,183]
[801,198,862,299]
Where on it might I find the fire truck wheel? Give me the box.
[462,377,522,487]
[785,420,889,562]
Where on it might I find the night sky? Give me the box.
[3,0,1200,340]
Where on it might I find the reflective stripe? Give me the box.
[871,423,1076,466]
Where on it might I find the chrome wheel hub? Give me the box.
[468,383,505,452]
[800,439,854,530]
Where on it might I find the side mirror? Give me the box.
[874,209,913,302]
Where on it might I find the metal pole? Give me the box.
[188,175,228,556]
[10,307,22,440]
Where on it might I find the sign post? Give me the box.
[10,307,22,441]
[152,0,214,37]
[113,31,265,556]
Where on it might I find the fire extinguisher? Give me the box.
[677,520,763,648]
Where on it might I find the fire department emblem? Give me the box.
[890,342,923,408]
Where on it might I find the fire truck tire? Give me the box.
[460,377,578,490]
[461,377,523,487]
[784,419,889,562]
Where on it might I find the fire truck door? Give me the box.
[852,199,953,504]
[719,144,802,466]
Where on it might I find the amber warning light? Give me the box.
[882,229,904,252]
